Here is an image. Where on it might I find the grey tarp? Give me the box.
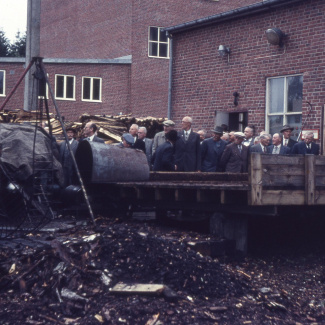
[0,123,64,186]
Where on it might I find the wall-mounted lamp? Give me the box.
[266,28,285,46]
[218,45,231,62]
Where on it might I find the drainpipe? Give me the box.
[167,34,173,120]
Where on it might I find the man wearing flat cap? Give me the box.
[280,124,297,149]
[118,133,135,148]
[152,119,175,155]
[201,126,227,172]
[220,132,249,173]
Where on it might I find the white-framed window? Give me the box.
[82,77,102,102]
[55,74,75,100]
[0,70,5,97]
[38,73,49,99]
[148,27,169,59]
[266,74,303,139]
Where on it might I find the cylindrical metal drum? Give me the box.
[75,141,149,183]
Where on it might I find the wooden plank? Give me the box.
[315,176,325,187]
[315,155,325,165]
[262,174,305,187]
[314,190,325,204]
[260,164,305,176]
[261,190,305,205]
[305,155,315,205]
[249,153,263,205]
[260,155,305,165]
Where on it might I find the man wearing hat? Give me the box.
[118,133,135,148]
[152,119,175,154]
[280,125,297,148]
[59,127,79,186]
[201,126,227,172]
[220,132,249,173]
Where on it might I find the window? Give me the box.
[266,75,303,139]
[148,27,169,58]
[0,70,5,96]
[55,74,75,100]
[82,77,102,102]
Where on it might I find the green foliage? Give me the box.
[0,30,11,57]
[0,30,26,57]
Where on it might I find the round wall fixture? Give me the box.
[266,28,284,45]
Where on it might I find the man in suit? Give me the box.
[59,127,79,186]
[243,126,255,147]
[134,126,153,166]
[269,133,291,155]
[201,126,227,172]
[280,125,297,149]
[197,130,206,144]
[249,134,271,154]
[83,122,105,143]
[152,120,175,154]
[152,130,178,171]
[220,132,249,173]
[175,116,201,172]
[291,131,319,155]
[129,124,139,143]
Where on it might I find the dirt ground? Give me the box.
[1,213,325,325]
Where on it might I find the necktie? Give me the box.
[263,146,266,153]
[238,145,242,153]
[273,146,278,154]
[284,139,288,146]
[185,131,188,141]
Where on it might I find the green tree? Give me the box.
[0,30,11,57]
[9,32,26,57]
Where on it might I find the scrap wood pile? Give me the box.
[0,110,166,143]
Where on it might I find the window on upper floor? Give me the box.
[0,70,5,96]
[82,77,102,102]
[55,74,75,100]
[266,74,303,140]
[148,27,169,59]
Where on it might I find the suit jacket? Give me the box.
[152,141,175,171]
[152,131,166,154]
[201,138,227,172]
[269,144,291,155]
[175,130,201,171]
[59,139,79,186]
[81,135,105,143]
[249,143,271,154]
[134,138,153,166]
[283,138,297,149]
[220,142,248,173]
[291,141,319,155]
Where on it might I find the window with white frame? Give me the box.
[55,74,75,100]
[148,27,169,58]
[266,74,303,140]
[82,77,102,102]
[0,70,5,96]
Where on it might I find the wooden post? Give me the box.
[305,154,315,205]
[249,153,263,205]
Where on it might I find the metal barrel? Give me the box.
[75,141,150,183]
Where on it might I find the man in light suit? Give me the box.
[269,133,291,155]
[152,120,175,154]
[82,122,105,143]
[175,116,201,171]
[291,132,319,155]
[280,124,297,149]
[201,126,227,172]
[249,134,271,154]
[59,127,79,186]
[134,127,153,166]
[220,132,248,173]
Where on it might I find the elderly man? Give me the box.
[129,124,139,142]
[197,130,206,144]
[270,133,291,155]
[201,126,227,172]
[249,134,271,153]
[82,122,105,143]
[280,125,297,148]
[134,126,153,165]
[175,116,201,172]
[220,132,248,173]
[118,133,134,148]
[291,132,319,155]
[228,131,236,144]
[243,126,255,147]
[152,120,175,154]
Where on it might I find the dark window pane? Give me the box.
[159,43,168,57]
[66,76,74,98]
[287,114,302,140]
[149,42,158,56]
[287,75,303,112]
[160,29,167,42]
[149,27,158,41]
[268,115,283,135]
[56,76,64,98]
[269,78,284,113]
[92,78,100,100]
[83,78,91,100]
[0,71,3,94]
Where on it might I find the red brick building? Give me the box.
[164,0,325,149]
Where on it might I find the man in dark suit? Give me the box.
[175,116,201,171]
[82,122,105,143]
[59,127,79,186]
[152,130,178,171]
[249,134,271,154]
[134,126,153,166]
[269,133,291,155]
[220,132,249,173]
[280,124,297,149]
[201,126,227,172]
[291,132,319,155]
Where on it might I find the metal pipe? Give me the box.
[167,35,173,120]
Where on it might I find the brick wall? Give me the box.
[170,0,325,134]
